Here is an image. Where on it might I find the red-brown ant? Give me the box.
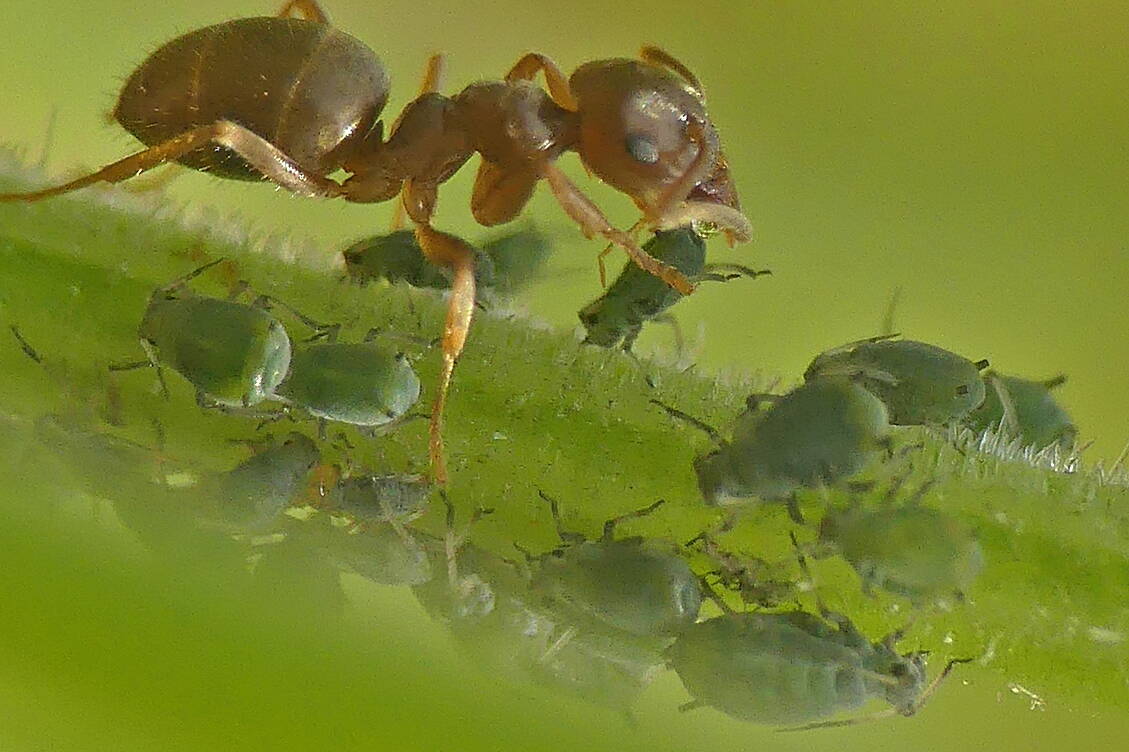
[0,0,752,484]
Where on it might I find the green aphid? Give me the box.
[273,342,420,429]
[531,494,702,638]
[341,229,496,289]
[965,371,1076,449]
[804,336,989,425]
[668,609,967,729]
[477,225,553,294]
[322,472,431,525]
[579,227,768,351]
[193,432,320,534]
[689,378,891,521]
[818,503,984,603]
[411,502,667,713]
[132,261,291,407]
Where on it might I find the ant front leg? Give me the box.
[541,164,695,295]
[0,121,344,202]
[275,0,330,22]
[505,53,578,111]
[413,225,478,486]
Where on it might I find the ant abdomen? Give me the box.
[114,17,390,179]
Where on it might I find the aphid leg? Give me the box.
[9,325,42,364]
[541,164,694,294]
[618,322,647,355]
[986,374,1021,436]
[903,657,975,717]
[641,314,683,357]
[414,225,477,486]
[600,499,666,541]
[0,121,345,202]
[537,489,587,546]
[135,339,170,398]
[504,53,578,111]
[786,494,805,525]
[275,0,330,22]
[638,46,703,95]
[251,293,340,342]
[648,398,725,445]
[539,625,579,663]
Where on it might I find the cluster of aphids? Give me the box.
[0,0,1083,733]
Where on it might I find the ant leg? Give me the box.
[541,164,694,294]
[414,225,477,485]
[638,46,703,95]
[504,53,578,111]
[275,0,330,23]
[417,53,445,95]
[0,121,344,202]
[470,161,538,226]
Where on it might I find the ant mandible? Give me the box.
[0,0,753,485]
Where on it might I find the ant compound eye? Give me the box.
[625,134,660,165]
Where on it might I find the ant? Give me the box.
[0,0,752,484]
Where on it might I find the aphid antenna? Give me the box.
[1043,374,1068,390]
[777,708,899,732]
[698,263,772,282]
[9,324,43,364]
[251,292,340,342]
[159,257,229,295]
[600,498,666,541]
[537,489,587,546]
[439,491,494,588]
[648,398,725,445]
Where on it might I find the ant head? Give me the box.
[569,58,726,216]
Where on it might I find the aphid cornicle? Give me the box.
[804,336,989,425]
[668,609,967,729]
[0,0,752,484]
[119,260,292,408]
[531,493,702,637]
[965,371,1076,449]
[678,377,891,522]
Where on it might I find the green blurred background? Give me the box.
[2,1,1128,750]
[3,0,1127,459]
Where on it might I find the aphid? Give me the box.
[411,498,667,712]
[0,0,752,483]
[804,335,989,425]
[342,229,496,290]
[818,501,984,604]
[321,471,431,525]
[668,608,969,729]
[965,371,1076,449]
[272,340,421,432]
[662,377,891,522]
[531,493,702,637]
[191,431,321,534]
[115,260,291,408]
[579,227,768,351]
